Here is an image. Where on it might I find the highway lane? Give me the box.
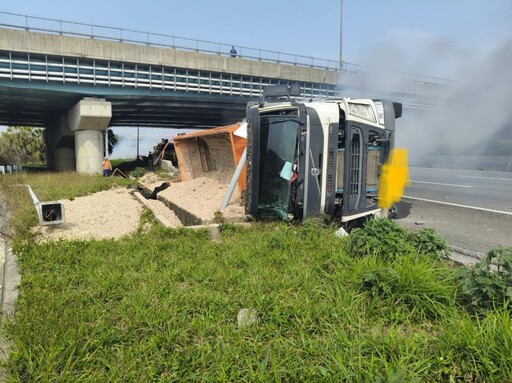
[405,167,512,213]
[394,167,512,256]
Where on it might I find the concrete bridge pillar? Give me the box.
[45,115,76,171]
[68,98,112,174]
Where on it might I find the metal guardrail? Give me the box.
[0,51,435,109]
[0,51,338,99]
[0,11,455,88]
[341,63,455,88]
[0,11,340,71]
[0,165,22,174]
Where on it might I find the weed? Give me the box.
[409,228,449,259]
[456,246,512,312]
[130,167,145,178]
[213,210,224,224]
[346,218,414,258]
[347,219,449,261]
[217,222,245,236]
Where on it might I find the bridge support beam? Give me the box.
[68,98,112,174]
[45,115,76,171]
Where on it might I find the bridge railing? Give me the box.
[0,11,456,90]
[340,61,455,88]
[0,51,339,101]
[0,11,340,71]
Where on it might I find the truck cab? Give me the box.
[245,89,402,226]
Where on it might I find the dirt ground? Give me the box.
[36,168,245,241]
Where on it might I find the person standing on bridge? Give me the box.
[230,46,237,58]
[102,156,112,177]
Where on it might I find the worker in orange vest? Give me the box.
[102,156,112,177]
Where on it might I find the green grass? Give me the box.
[110,158,133,168]
[1,222,510,382]
[1,173,511,382]
[110,158,177,179]
[111,158,147,173]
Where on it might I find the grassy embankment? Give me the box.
[0,172,511,382]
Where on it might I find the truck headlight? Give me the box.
[375,101,385,125]
[348,103,376,123]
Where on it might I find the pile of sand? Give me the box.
[151,168,245,223]
[36,169,245,241]
[36,188,144,241]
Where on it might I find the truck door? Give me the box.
[245,105,261,217]
[246,104,304,221]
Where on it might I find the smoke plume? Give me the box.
[338,35,512,165]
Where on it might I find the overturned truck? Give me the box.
[245,85,402,227]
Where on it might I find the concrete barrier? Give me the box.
[1,239,21,316]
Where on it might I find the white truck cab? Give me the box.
[245,85,402,227]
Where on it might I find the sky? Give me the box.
[1,0,511,158]
[2,0,511,70]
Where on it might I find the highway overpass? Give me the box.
[0,12,450,173]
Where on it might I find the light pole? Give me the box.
[136,126,140,159]
[339,0,343,69]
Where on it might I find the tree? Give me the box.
[107,129,119,156]
[0,127,119,165]
[0,126,46,165]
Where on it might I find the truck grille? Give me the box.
[350,139,361,196]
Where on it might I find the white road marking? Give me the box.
[411,180,472,188]
[459,175,512,181]
[403,196,512,216]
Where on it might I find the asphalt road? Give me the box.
[405,167,512,213]
[394,167,512,256]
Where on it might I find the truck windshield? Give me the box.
[256,115,299,220]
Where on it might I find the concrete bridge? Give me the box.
[0,12,450,174]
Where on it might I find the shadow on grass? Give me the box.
[111,158,148,173]
[16,159,150,175]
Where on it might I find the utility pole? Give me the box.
[339,0,343,69]
[136,126,140,159]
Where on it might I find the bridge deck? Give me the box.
[0,27,443,128]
